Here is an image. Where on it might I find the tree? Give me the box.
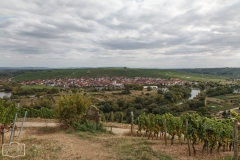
[39,98,52,109]
[122,85,131,94]
[112,103,119,111]
[117,99,125,108]
[197,106,209,116]
[110,111,114,122]
[102,103,112,112]
[222,110,227,118]
[46,88,59,94]
[157,106,170,115]
[196,92,207,101]
[119,112,123,123]
[157,89,163,94]
[55,93,91,127]
[100,111,106,122]
[147,86,152,91]
[164,91,174,102]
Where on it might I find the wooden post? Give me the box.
[137,117,140,136]
[164,118,167,145]
[131,111,133,134]
[186,119,191,156]
[138,117,140,128]
[9,113,18,149]
[18,111,27,139]
[2,132,4,145]
[207,143,209,155]
[234,120,238,160]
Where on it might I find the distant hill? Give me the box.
[11,68,225,82]
[0,67,49,70]
[175,68,240,78]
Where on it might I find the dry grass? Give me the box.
[17,118,58,123]
[0,126,235,160]
[1,134,61,160]
[103,122,137,129]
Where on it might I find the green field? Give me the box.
[206,94,240,114]
[176,68,240,78]
[21,85,61,89]
[208,103,235,113]
[12,68,225,82]
[213,95,228,99]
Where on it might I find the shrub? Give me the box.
[100,111,106,122]
[74,120,106,133]
[55,93,91,127]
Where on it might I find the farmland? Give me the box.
[206,93,240,115]
[176,68,240,78]
[12,68,225,82]
[21,85,61,90]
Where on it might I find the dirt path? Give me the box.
[15,122,59,127]
[106,127,130,134]
[16,122,130,134]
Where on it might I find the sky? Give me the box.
[0,0,240,68]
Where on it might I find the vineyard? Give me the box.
[18,107,56,119]
[1,95,240,159]
[135,112,236,156]
[0,99,56,124]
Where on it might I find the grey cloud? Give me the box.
[163,47,213,55]
[100,39,163,50]
[12,47,45,54]
[20,30,63,39]
[0,0,240,68]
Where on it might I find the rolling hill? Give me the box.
[12,68,225,82]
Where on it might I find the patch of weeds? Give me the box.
[65,128,75,134]
[37,126,60,134]
[75,131,96,140]
[52,146,62,152]
[4,137,63,160]
[212,156,236,160]
[107,130,115,135]
[105,138,172,160]
[21,137,43,144]
[66,125,114,142]
[123,131,138,137]
[28,144,40,157]
[74,120,106,133]
[75,156,82,159]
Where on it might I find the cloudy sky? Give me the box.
[0,0,240,68]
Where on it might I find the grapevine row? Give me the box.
[136,112,234,155]
[1,99,56,125]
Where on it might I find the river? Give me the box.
[189,89,200,99]
[234,89,240,93]
[0,92,12,98]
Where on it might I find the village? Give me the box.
[20,76,194,88]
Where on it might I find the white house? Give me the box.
[143,86,158,90]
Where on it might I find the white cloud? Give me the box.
[0,0,240,68]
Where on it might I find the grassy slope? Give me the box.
[176,68,240,78]
[12,68,225,82]
[21,85,61,89]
